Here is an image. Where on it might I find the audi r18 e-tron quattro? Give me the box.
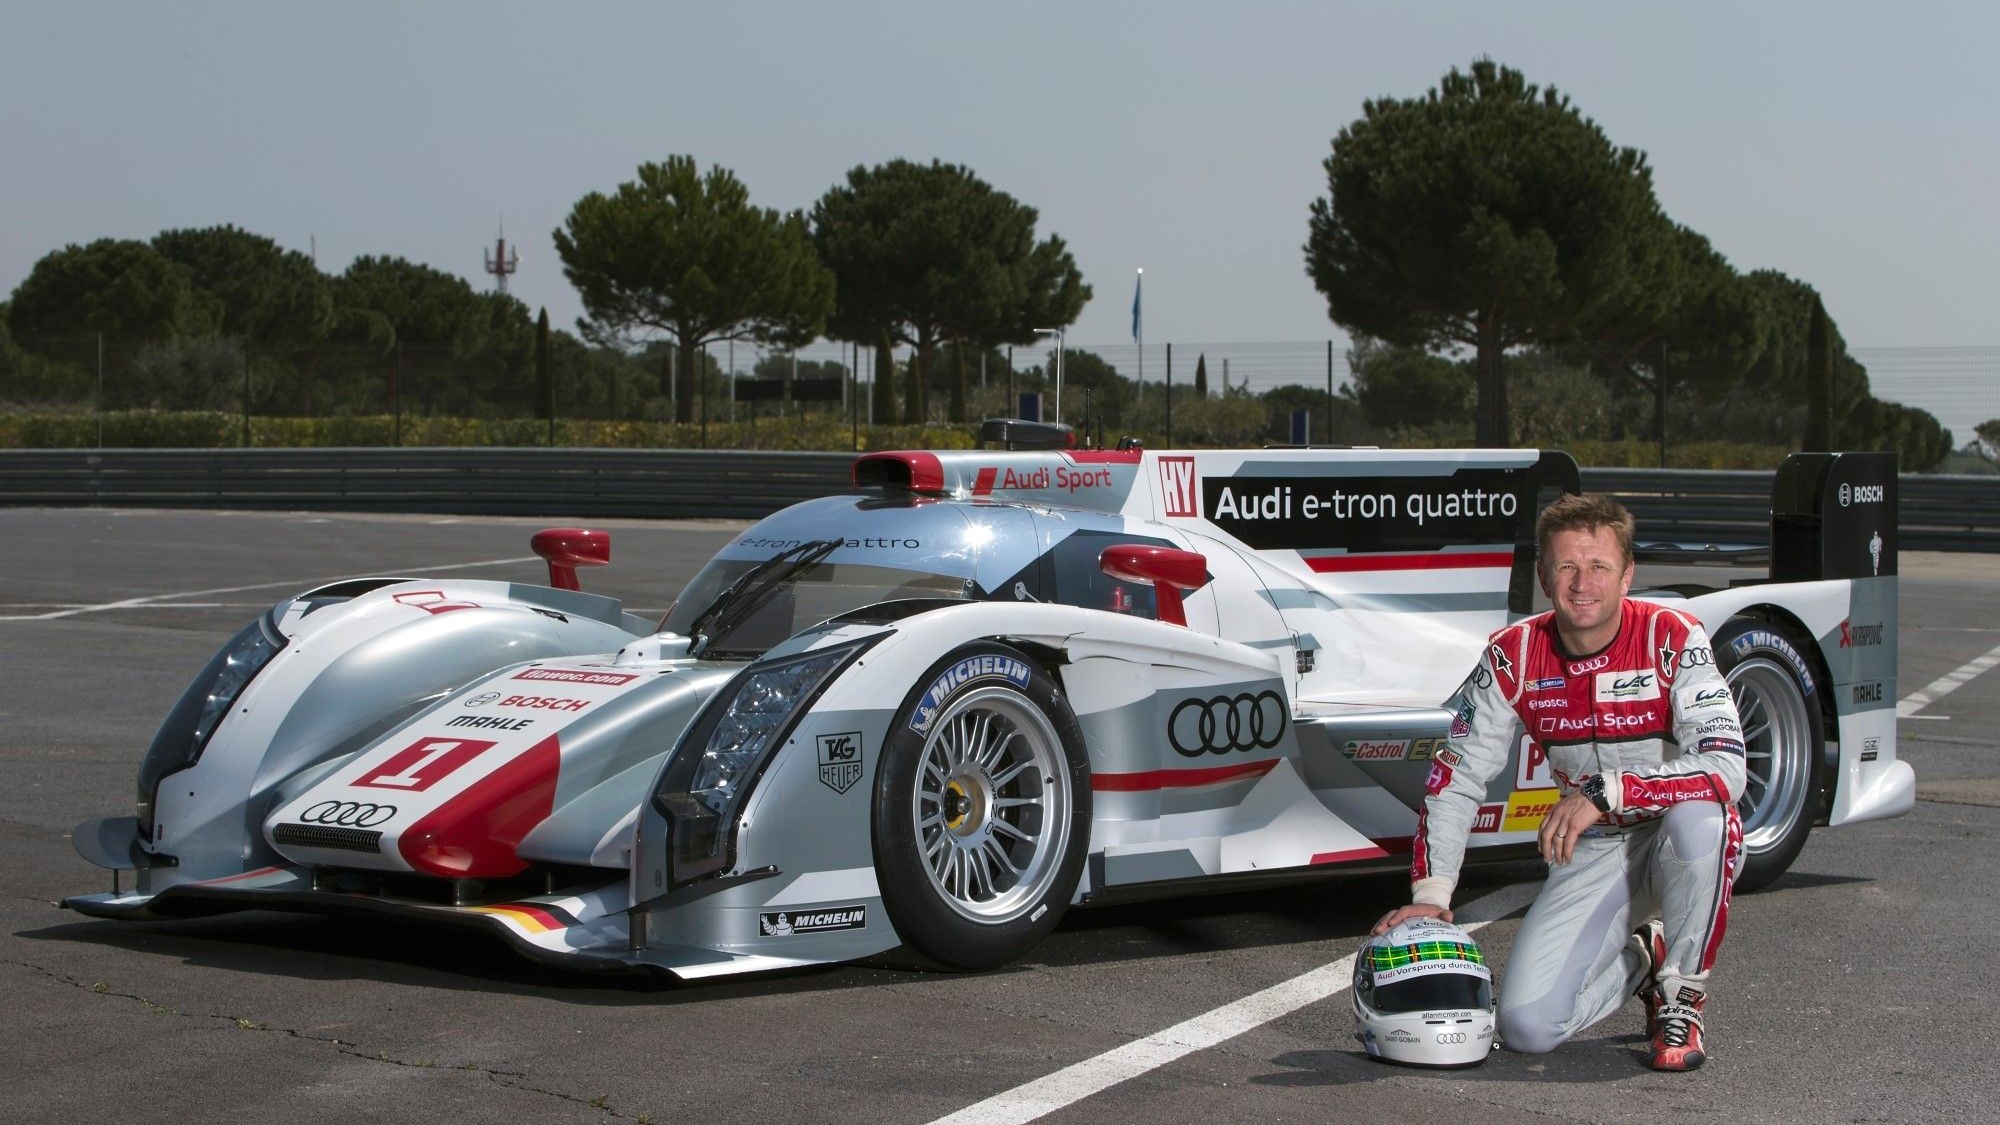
[66,426,1912,979]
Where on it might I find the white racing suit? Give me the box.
[1412,599,1747,1052]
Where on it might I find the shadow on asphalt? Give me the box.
[17,912,908,1004]
[18,862,1546,1004]
[1740,869,1871,894]
[24,857,1746,1007]
[1256,1043,1648,1086]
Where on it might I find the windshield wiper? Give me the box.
[685,539,842,659]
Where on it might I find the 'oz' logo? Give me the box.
[817,731,864,794]
[1168,691,1286,756]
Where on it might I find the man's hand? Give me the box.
[1372,903,1452,935]
[1538,791,1606,865]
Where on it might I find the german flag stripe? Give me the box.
[464,902,578,933]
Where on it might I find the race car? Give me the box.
[65,425,1913,980]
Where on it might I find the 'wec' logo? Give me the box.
[1594,670,1660,703]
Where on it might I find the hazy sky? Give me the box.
[4,2,1995,355]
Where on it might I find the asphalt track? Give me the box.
[3,508,1996,1125]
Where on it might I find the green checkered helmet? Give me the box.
[1353,917,1495,1067]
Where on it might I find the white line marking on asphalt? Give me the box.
[926,884,1530,1125]
[0,556,537,621]
[1898,641,2000,718]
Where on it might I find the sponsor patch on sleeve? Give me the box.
[1449,701,1475,739]
[1425,760,1455,796]
[1684,685,1733,711]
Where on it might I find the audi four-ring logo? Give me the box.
[1435,1031,1469,1044]
[296,801,397,827]
[1168,691,1287,756]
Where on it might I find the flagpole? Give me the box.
[1133,267,1144,416]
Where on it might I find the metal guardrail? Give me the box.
[1578,466,2000,553]
[0,448,854,520]
[1,448,1995,552]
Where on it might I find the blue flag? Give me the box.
[1131,272,1142,342]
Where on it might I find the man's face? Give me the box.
[1539,525,1633,645]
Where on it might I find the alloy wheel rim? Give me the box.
[911,685,1070,923]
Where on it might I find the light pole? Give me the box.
[1034,327,1065,423]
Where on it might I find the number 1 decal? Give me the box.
[352,736,497,791]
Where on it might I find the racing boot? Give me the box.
[1647,979,1709,1072]
[1629,918,1668,1036]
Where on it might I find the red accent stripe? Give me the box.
[1370,835,1415,856]
[1066,449,1144,464]
[1310,844,1391,865]
[1410,809,1431,880]
[972,467,998,495]
[1306,551,1515,573]
[1701,804,1744,973]
[196,865,288,886]
[1092,758,1278,792]
[397,735,561,878]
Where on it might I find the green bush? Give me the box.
[0,409,1798,468]
[0,409,985,452]
[1560,439,1791,470]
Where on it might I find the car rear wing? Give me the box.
[1771,451,1899,581]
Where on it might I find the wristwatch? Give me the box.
[1579,773,1611,813]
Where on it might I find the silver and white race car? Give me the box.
[66,426,1913,980]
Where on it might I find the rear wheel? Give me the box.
[1713,620,1824,892]
[872,642,1090,970]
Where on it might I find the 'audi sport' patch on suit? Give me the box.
[909,655,1033,733]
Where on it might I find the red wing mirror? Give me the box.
[531,528,611,591]
[1098,544,1209,627]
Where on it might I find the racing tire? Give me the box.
[1712,619,1825,893]
[873,642,1091,971]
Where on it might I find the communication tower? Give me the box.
[484,221,520,295]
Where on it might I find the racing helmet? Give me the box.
[1353,917,1495,1067]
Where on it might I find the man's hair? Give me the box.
[1535,493,1635,568]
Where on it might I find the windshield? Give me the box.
[662,555,977,659]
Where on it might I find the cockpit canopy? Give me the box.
[658,496,1171,659]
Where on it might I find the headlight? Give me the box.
[653,637,875,887]
[136,607,286,842]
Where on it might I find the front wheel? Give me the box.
[873,643,1091,970]
[1713,620,1825,892]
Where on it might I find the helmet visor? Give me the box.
[1371,971,1494,1014]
